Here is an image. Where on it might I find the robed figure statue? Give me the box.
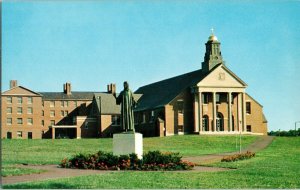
[114,81,136,132]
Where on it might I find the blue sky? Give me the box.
[2,1,300,132]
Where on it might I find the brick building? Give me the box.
[1,33,268,139]
[1,81,95,139]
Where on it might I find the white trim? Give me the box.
[51,125,77,128]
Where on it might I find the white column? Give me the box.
[237,93,242,132]
[213,92,216,132]
[242,92,246,132]
[228,92,232,132]
[199,91,202,133]
[193,93,199,133]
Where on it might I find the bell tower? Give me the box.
[202,29,224,73]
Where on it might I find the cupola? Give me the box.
[201,29,224,73]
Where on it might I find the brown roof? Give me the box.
[135,69,207,111]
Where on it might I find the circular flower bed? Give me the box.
[60,150,195,171]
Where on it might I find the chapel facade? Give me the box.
[134,33,268,136]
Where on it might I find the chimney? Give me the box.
[63,82,72,95]
[107,83,116,94]
[10,80,18,89]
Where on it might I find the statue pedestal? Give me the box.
[113,132,143,159]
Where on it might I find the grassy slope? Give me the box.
[3,137,300,189]
[2,135,257,165]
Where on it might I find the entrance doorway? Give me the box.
[216,112,224,131]
[55,128,76,139]
[7,132,12,139]
[202,115,209,131]
[28,132,32,139]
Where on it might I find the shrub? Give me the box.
[221,151,255,162]
[140,151,193,170]
[60,150,194,171]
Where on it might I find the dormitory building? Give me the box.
[1,33,268,139]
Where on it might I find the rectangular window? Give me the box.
[17,97,22,104]
[202,93,209,104]
[50,110,55,117]
[246,125,252,132]
[7,107,12,114]
[61,101,68,107]
[216,94,220,104]
[61,110,64,117]
[177,101,184,114]
[42,110,44,116]
[178,125,183,132]
[7,118,12,125]
[50,120,55,126]
[7,97,12,104]
[17,107,22,114]
[28,97,33,104]
[50,101,55,107]
[150,111,155,123]
[27,118,33,125]
[246,102,251,114]
[17,131,23,138]
[42,101,44,107]
[41,120,44,126]
[27,107,33,114]
[17,118,23,124]
[111,115,120,126]
[85,121,89,129]
[142,112,146,123]
[65,111,68,115]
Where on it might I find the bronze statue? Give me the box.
[114,81,136,132]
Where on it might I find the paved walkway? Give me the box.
[1,136,274,185]
[182,136,274,164]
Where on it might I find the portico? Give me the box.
[193,87,246,134]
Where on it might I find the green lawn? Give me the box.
[1,135,256,177]
[2,135,257,165]
[3,137,300,189]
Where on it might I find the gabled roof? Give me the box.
[2,86,42,96]
[221,64,247,86]
[135,69,208,111]
[94,92,142,115]
[39,92,98,100]
[246,93,263,107]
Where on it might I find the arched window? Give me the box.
[216,112,224,131]
[202,115,209,131]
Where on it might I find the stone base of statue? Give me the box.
[113,131,143,159]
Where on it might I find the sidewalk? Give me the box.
[182,136,274,164]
